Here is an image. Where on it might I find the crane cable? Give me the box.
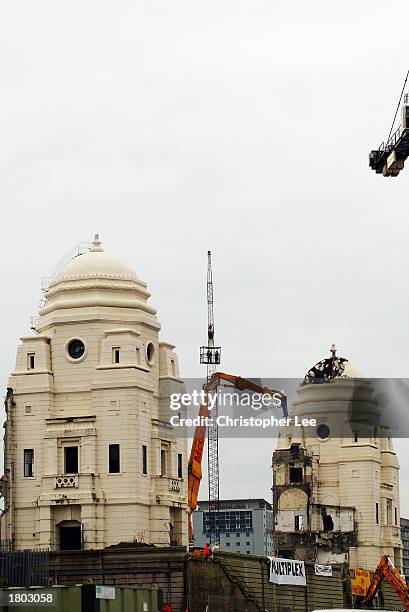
[387,69,409,144]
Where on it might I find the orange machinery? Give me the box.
[187,371,287,544]
[362,555,409,611]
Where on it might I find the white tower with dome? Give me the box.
[1,235,187,550]
[272,346,402,570]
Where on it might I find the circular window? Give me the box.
[316,423,331,440]
[67,339,86,361]
[146,342,155,365]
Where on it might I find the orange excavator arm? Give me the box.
[187,372,287,544]
[362,555,409,611]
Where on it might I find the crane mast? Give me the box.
[199,251,221,544]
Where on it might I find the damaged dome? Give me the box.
[304,345,363,384]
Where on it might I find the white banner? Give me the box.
[314,564,332,577]
[268,557,306,586]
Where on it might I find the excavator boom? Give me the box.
[362,555,409,611]
[187,371,287,544]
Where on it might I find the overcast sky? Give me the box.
[1,1,409,513]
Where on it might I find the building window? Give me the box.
[142,445,148,475]
[290,467,303,483]
[112,347,120,364]
[316,423,331,440]
[353,432,358,443]
[395,507,398,526]
[376,502,379,524]
[135,348,141,365]
[24,449,34,477]
[67,339,86,360]
[170,359,176,376]
[64,447,78,474]
[295,515,304,531]
[236,542,240,547]
[25,405,32,414]
[109,444,120,473]
[246,541,250,546]
[226,533,230,538]
[146,342,155,365]
[322,513,334,532]
[27,353,35,370]
[226,542,230,547]
[161,449,167,476]
[178,453,183,479]
[387,499,392,525]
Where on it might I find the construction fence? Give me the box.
[0,546,403,612]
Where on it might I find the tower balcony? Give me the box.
[381,525,401,543]
[40,473,96,494]
[55,474,78,488]
[152,475,185,500]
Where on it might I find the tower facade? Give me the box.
[272,348,402,570]
[2,236,187,550]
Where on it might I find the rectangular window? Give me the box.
[178,453,183,479]
[395,507,398,526]
[290,467,303,483]
[376,503,379,524]
[226,542,230,547]
[387,499,392,525]
[109,444,120,473]
[112,347,120,364]
[135,348,141,365]
[24,449,34,477]
[27,353,35,370]
[170,359,176,376]
[354,432,358,443]
[295,515,304,531]
[25,405,32,414]
[161,449,167,476]
[142,445,148,475]
[64,446,78,474]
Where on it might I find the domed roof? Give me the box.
[304,345,363,384]
[37,234,157,322]
[52,235,138,284]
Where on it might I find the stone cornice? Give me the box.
[39,296,157,316]
[103,328,141,337]
[19,335,51,343]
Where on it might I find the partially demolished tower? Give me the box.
[272,347,402,570]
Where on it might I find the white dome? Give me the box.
[38,235,157,321]
[52,235,138,284]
